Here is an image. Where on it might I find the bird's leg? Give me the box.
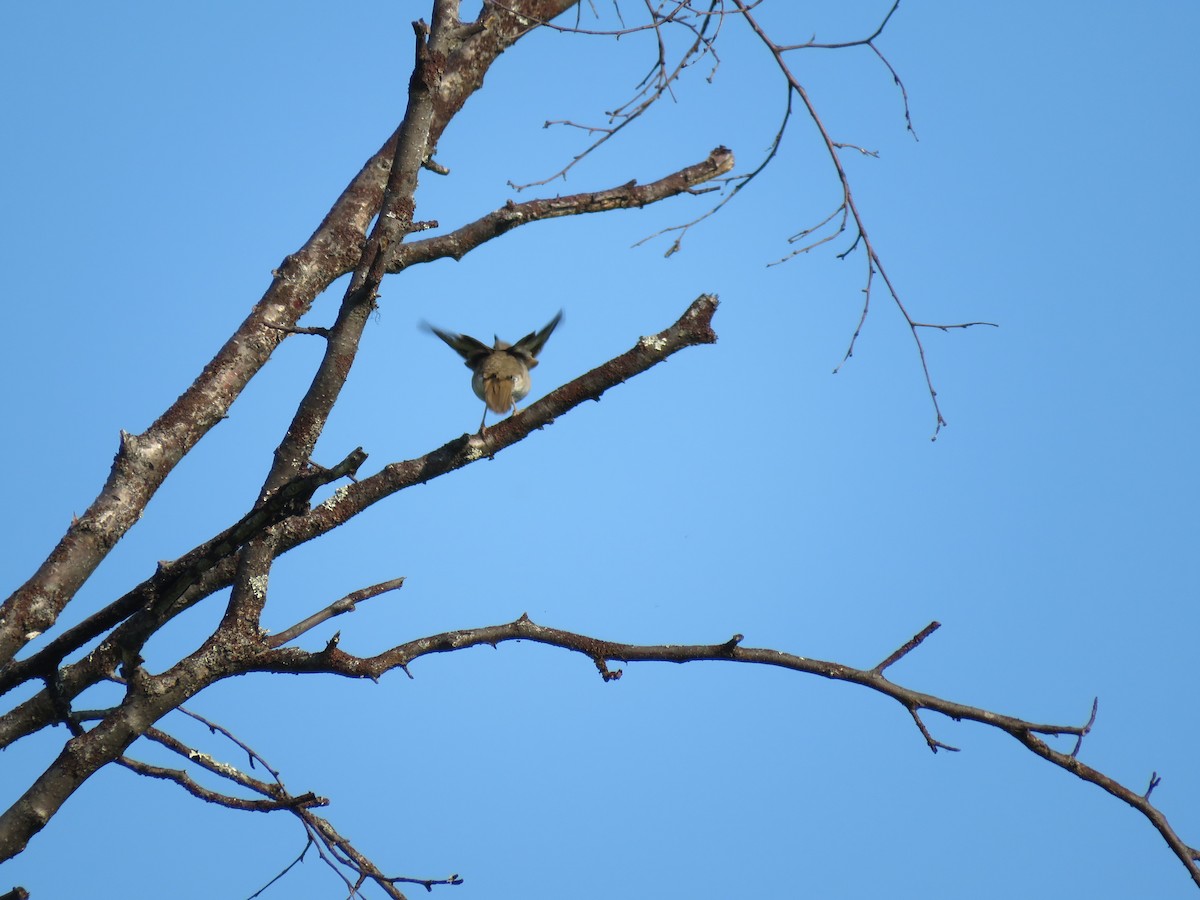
[477,405,489,434]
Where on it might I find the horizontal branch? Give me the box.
[251,613,1200,887]
[253,614,1076,738]
[388,147,734,271]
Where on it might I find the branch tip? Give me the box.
[594,657,623,682]
[874,621,940,674]
[910,706,960,754]
[1145,772,1161,800]
[1070,697,1099,758]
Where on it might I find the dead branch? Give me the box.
[873,620,940,673]
[116,756,324,814]
[390,147,735,271]
[504,1,725,189]
[251,613,1200,888]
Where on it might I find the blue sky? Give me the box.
[2,3,1199,898]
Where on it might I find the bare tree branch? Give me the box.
[252,613,1200,888]
[390,147,735,270]
[873,620,940,673]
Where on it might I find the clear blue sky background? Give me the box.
[3,3,1198,898]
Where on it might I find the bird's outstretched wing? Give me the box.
[421,322,492,363]
[512,310,564,359]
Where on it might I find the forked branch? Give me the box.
[730,0,996,438]
[112,711,453,898]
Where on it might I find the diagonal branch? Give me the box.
[119,718,450,897]
[0,127,397,671]
[269,578,407,648]
[294,293,720,523]
[0,450,367,701]
[389,147,734,271]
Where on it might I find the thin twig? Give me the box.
[874,621,940,674]
[732,0,958,437]
[269,578,406,648]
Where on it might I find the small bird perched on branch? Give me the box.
[424,311,563,432]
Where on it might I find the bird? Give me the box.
[424,311,563,432]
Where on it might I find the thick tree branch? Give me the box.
[0,0,716,679]
[0,449,367,701]
[0,130,394,670]
[0,657,222,861]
